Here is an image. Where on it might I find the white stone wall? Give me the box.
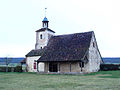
[38,62,44,72]
[82,61,90,73]
[88,33,102,72]
[26,56,44,72]
[35,30,54,49]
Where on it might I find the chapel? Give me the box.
[26,16,103,73]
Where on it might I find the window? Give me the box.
[40,34,42,39]
[41,47,42,49]
[45,23,46,25]
[93,42,95,47]
[79,62,84,72]
[79,62,84,68]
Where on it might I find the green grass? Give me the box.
[0,71,120,90]
[86,70,120,78]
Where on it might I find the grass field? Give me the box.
[0,71,120,90]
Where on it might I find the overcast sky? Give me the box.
[0,0,120,57]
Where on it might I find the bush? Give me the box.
[14,66,22,72]
[0,66,22,72]
[100,64,120,71]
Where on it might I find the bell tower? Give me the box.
[35,9,55,50]
[42,17,49,28]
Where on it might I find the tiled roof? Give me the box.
[26,49,44,57]
[38,31,93,62]
[36,28,55,33]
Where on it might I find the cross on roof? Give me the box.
[45,8,47,17]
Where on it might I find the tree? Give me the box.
[4,57,12,72]
[9,63,15,72]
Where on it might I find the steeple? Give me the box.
[42,17,49,28]
[35,8,55,50]
[42,8,49,28]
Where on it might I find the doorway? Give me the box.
[49,63,58,72]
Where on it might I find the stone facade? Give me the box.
[35,30,54,49]
[44,62,91,73]
[88,33,102,72]
[41,33,102,73]
[26,56,44,72]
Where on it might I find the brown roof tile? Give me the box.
[38,31,93,62]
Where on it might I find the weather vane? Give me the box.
[45,8,47,17]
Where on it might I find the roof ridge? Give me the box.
[54,31,93,37]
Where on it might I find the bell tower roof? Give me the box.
[36,8,55,33]
[42,17,49,22]
[36,28,55,33]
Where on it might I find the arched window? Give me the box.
[40,34,42,39]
